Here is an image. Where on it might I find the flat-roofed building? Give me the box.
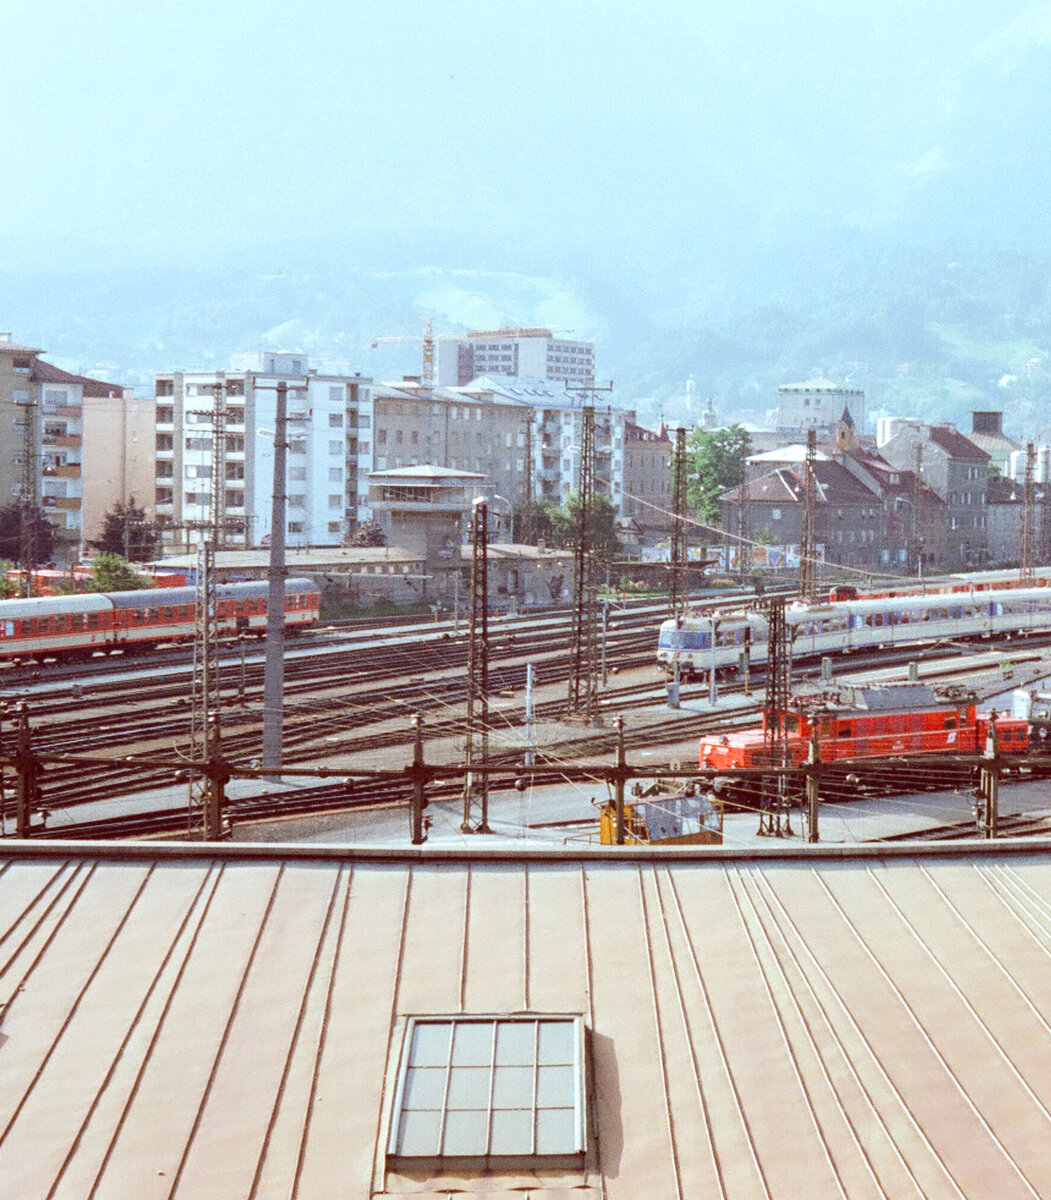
[436,327,595,387]
[154,354,371,551]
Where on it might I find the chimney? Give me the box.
[972,411,1004,436]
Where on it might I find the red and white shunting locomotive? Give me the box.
[0,578,320,663]
[699,682,1029,772]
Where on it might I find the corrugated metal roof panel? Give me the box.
[1,844,1050,1199]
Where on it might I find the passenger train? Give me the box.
[0,578,320,663]
[658,583,1051,679]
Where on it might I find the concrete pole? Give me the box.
[261,381,288,774]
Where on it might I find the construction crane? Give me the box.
[368,319,453,388]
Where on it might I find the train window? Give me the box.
[944,717,957,729]
[837,723,851,738]
[2,621,10,638]
[784,714,800,733]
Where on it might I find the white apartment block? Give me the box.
[436,328,596,388]
[154,353,371,549]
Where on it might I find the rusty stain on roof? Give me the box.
[1,841,1050,1199]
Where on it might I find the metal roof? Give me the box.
[2,840,1050,1198]
[0,593,111,618]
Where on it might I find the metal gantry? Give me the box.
[188,542,225,838]
[1022,440,1035,584]
[17,395,38,597]
[669,426,688,619]
[462,500,491,832]
[521,411,535,544]
[759,594,792,837]
[799,428,817,603]
[567,404,598,722]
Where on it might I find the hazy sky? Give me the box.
[3,1,1049,271]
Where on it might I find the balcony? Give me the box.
[42,435,81,449]
[53,464,81,479]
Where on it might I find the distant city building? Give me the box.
[880,422,989,569]
[153,354,371,550]
[622,420,673,533]
[777,379,866,436]
[436,328,595,388]
[0,334,143,561]
[360,375,649,531]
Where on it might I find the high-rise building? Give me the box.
[436,328,596,388]
[153,354,371,550]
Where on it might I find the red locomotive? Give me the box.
[700,682,1028,772]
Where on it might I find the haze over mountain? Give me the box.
[4,1,1051,434]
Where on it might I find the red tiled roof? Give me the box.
[928,425,990,461]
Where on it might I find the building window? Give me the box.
[289,466,307,481]
[389,1016,584,1162]
[329,439,343,455]
[329,412,343,427]
[329,467,343,482]
[329,494,342,508]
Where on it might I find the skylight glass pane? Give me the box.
[495,1021,534,1065]
[492,1065,533,1109]
[446,1066,490,1110]
[536,1107,577,1154]
[397,1109,442,1156]
[451,1021,494,1066]
[442,1109,488,1156]
[402,1067,445,1111]
[410,1022,451,1067]
[490,1107,533,1155]
[538,1020,575,1065]
[537,1065,575,1108]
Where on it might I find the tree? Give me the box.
[86,552,149,592]
[686,425,752,525]
[544,492,622,562]
[349,520,386,547]
[512,499,552,546]
[0,502,56,565]
[90,497,161,561]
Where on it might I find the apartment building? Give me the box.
[0,334,144,560]
[621,421,673,534]
[358,376,640,527]
[880,422,989,569]
[154,353,371,549]
[436,328,596,388]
